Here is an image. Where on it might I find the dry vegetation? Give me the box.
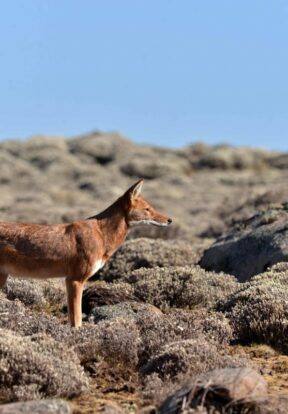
[1,132,288,412]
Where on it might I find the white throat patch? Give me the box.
[91,259,105,276]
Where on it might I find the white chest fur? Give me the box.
[91,259,105,276]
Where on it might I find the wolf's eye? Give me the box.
[145,208,150,212]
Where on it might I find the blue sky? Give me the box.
[0,1,287,150]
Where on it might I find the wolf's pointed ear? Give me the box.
[127,179,144,201]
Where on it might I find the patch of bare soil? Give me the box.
[71,362,145,414]
[236,345,288,395]
[70,345,288,414]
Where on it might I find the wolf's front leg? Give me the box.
[65,278,84,328]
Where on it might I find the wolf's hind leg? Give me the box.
[0,273,8,289]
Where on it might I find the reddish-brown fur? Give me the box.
[0,179,172,327]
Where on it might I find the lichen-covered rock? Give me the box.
[200,206,288,281]
[97,239,206,282]
[215,188,288,238]
[0,329,88,402]
[129,265,238,310]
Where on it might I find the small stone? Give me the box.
[0,399,71,414]
[159,367,267,414]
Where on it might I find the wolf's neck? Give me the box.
[93,199,129,257]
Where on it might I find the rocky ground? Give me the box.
[0,131,288,413]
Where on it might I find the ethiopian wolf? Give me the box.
[0,179,172,327]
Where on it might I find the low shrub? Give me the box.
[250,262,288,286]
[82,280,135,314]
[3,278,66,311]
[130,265,238,310]
[0,329,88,402]
[97,238,201,282]
[71,318,141,368]
[87,301,162,324]
[0,295,65,337]
[136,309,233,365]
[141,337,244,382]
[0,295,140,368]
[222,283,288,352]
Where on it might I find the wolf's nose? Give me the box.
[168,218,173,224]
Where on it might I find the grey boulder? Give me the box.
[200,206,288,281]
